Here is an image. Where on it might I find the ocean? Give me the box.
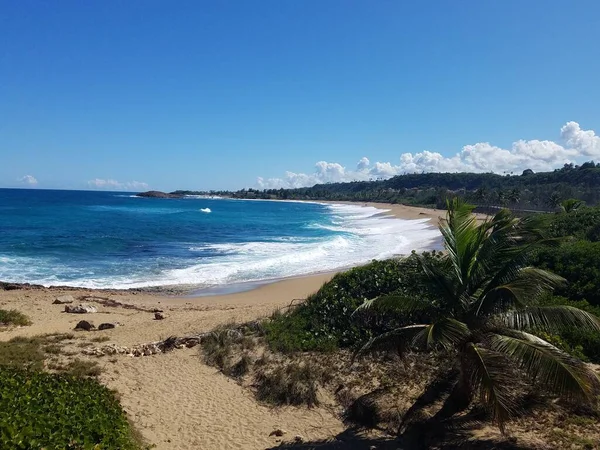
[0,189,441,292]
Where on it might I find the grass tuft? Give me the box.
[65,359,103,377]
[254,361,321,407]
[229,353,252,378]
[0,337,45,370]
[0,309,31,327]
[201,325,256,373]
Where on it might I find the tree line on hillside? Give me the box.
[174,161,600,209]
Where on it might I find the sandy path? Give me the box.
[104,349,342,450]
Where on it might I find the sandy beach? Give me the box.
[0,201,446,449]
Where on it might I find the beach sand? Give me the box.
[0,202,451,449]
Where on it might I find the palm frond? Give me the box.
[419,257,460,309]
[464,343,515,431]
[477,268,566,315]
[353,294,432,317]
[488,331,600,401]
[353,324,428,361]
[413,318,470,350]
[439,199,483,298]
[499,305,600,333]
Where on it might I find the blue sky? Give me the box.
[1,1,600,191]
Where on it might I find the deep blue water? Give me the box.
[0,189,440,290]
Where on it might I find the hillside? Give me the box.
[173,161,600,210]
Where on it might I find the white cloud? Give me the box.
[356,157,370,171]
[18,175,38,185]
[256,121,600,189]
[87,179,149,191]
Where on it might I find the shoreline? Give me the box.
[1,201,445,300]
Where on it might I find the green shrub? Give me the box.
[0,367,140,449]
[547,207,600,240]
[534,331,588,362]
[0,309,31,327]
[265,253,440,352]
[559,328,600,363]
[534,241,600,306]
[537,296,600,363]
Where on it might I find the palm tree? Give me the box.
[496,189,508,207]
[547,192,562,210]
[508,188,520,206]
[560,198,585,214]
[474,187,487,206]
[356,199,600,431]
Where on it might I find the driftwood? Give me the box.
[78,295,157,312]
[81,321,263,357]
[82,333,211,357]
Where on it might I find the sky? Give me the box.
[1,1,600,192]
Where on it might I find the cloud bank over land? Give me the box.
[18,175,38,185]
[87,179,149,191]
[256,121,600,189]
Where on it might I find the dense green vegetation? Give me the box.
[0,368,139,449]
[535,240,600,305]
[265,254,441,352]
[527,205,600,361]
[175,161,600,209]
[356,200,600,429]
[265,201,600,432]
[0,334,142,449]
[267,205,600,364]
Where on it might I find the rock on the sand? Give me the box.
[65,304,97,314]
[98,322,118,330]
[53,295,75,304]
[154,312,165,320]
[269,429,286,437]
[75,320,95,331]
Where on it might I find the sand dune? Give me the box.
[0,274,342,449]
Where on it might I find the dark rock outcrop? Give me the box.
[98,322,118,330]
[136,191,184,199]
[0,281,45,290]
[75,320,95,331]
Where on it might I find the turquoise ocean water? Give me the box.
[0,189,440,291]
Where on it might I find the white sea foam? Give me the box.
[185,195,224,199]
[0,203,441,290]
[200,208,211,213]
[117,204,439,289]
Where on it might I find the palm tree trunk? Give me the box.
[433,372,473,420]
[397,368,459,433]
